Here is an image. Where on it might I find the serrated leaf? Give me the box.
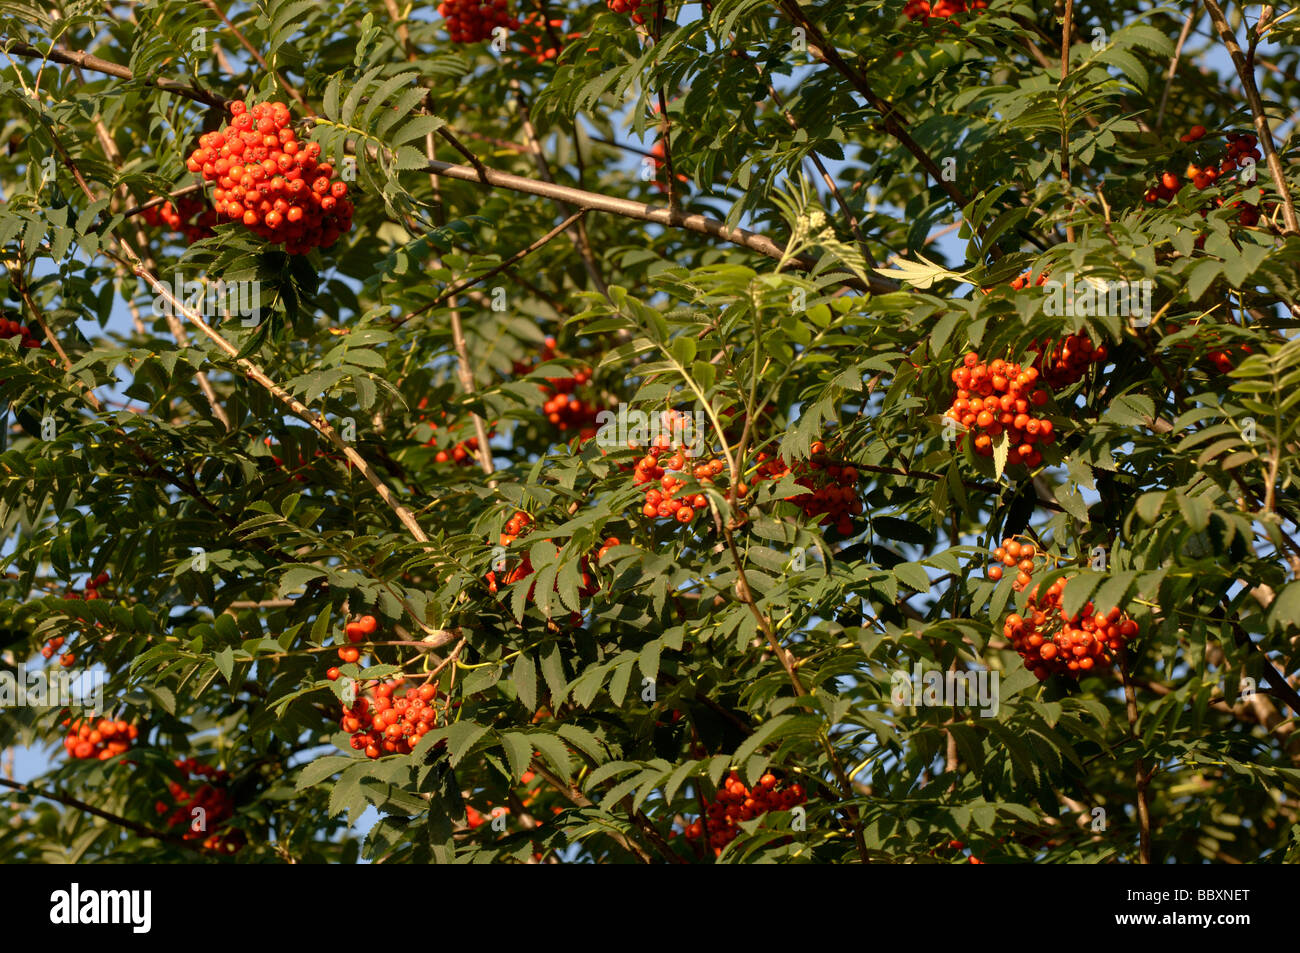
[993,429,1010,479]
[513,653,538,711]
[528,731,573,778]
[499,732,533,781]
[608,655,635,707]
[445,720,492,767]
[556,723,604,762]
[296,755,354,791]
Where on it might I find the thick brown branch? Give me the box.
[418,155,896,293]
[0,40,226,107]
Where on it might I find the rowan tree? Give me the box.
[0,0,1298,864]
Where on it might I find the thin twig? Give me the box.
[83,101,231,429]
[1118,646,1153,864]
[1061,0,1075,245]
[774,0,972,211]
[509,81,612,300]
[1156,11,1198,131]
[199,0,313,115]
[396,210,586,326]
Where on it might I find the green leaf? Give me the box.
[513,653,538,711]
[993,429,1010,479]
[1091,570,1136,616]
[732,714,796,765]
[894,562,932,593]
[556,723,605,762]
[539,642,567,706]
[1177,493,1211,532]
[445,721,492,767]
[296,755,354,791]
[638,639,661,682]
[528,731,574,778]
[608,655,636,708]
[213,647,234,684]
[1268,583,1300,632]
[499,732,533,781]
[278,565,325,597]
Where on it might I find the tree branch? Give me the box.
[0,777,208,853]
[1201,0,1300,234]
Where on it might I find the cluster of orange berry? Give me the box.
[595,536,621,562]
[1157,321,1255,373]
[499,510,534,546]
[751,441,863,535]
[1030,332,1108,390]
[140,194,216,244]
[187,100,353,254]
[514,337,602,439]
[62,716,138,761]
[992,538,1140,680]
[326,614,380,673]
[606,0,647,24]
[0,317,39,350]
[1007,274,1111,388]
[516,13,579,63]
[542,381,599,437]
[340,679,442,759]
[263,436,327,483]
[39,635,69,664]
[434,434,482,464]
[945,353,1055,467]
[684,772,806,856]
[903,0,987,23]
[539,344,600,439]
[414,399,489,465]
[1207,342,1253,374]
[1144,127,1266,227]
[155,759,242,852]
[486,513,609,621]
[43,572,110,666]
[1008,270,1048,291]
[634,443,721,526]
[438,0,517,43]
